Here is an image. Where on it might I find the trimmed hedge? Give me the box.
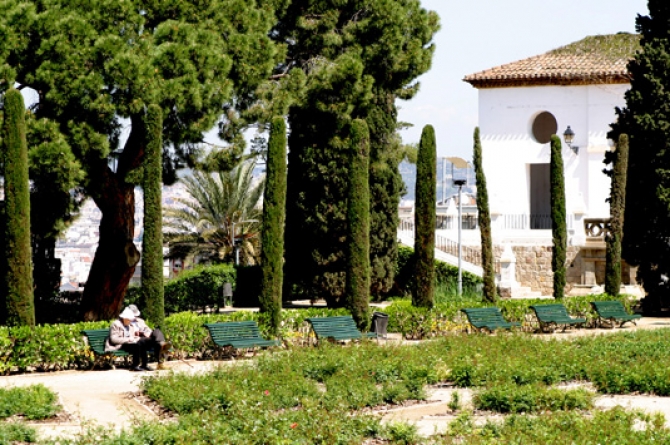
[0,293,635,373]
[126,264,236,314]
[395,245,482,296]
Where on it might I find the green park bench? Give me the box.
[305,316,377,345]
[591,301,642,328]
[203,321,281,357]
[461,307,521,333]
[81,329,130,369]
[529,304,586,332]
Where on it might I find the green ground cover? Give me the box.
[0,384,61,444]
[45,328,670,444]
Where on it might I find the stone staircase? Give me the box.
[398,221,483,277]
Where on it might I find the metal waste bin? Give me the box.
[371,312,388,339]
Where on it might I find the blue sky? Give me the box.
[397,0,649,161]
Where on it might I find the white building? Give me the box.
[460,33,641,297]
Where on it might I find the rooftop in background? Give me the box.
[463,33,640,88]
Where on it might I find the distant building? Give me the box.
[461,33,641,297]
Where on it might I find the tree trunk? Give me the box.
[81,115,145,321]
[81,182,139,321]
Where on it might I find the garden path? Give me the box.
[0,317,668,441]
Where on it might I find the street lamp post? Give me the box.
[231,219,259,265]
[453,179,466,296]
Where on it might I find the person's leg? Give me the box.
[137,338,152,368]
[150,328,171,363]
[120,343,141,369]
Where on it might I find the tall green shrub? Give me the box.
[608,4,670,311]
[412,125,436,308]
[141,105,165,328]
[345,119,371,329]
[550,135,567,299]
[473,127,496,302]
[2,89,34,326]
[259,117,287,335]
[605,134,629,297]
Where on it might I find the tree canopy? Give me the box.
[279,0,439,305]
[0,0,283,319]
[609,0,670,311]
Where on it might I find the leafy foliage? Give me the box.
[413,125,436,308]
[0,0,283,320]
[280,0,439,306]
[550,135,566,299]
[164,160,264,266]
[609,3,670,312]
[474,384,593,413]
[2,88,34,326]
[604,134,629,297]
[141,105,165,328]
[473,127,496,302]
[259,117,287,335]
[346,119,371,329]
[0,384,60,420]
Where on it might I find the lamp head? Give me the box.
[453,179,466,187]
[562,126,579,155]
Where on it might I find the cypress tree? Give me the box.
[345,119,371,330]
[608,2,670,311]
[2,89,35,326]
[141,105,164,328]
[550,135,567,299]
[412,125,436,308]
[368,90,404,299]
[473,127,496,302]
[605,134,629,297]
[278,2,439,307]
[260,117,287,335]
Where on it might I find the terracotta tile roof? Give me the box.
[464,33,640,88]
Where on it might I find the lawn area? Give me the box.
[40,328,670,445]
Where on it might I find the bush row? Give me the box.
[0,293,634,373]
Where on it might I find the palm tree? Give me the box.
[164,160,264,266]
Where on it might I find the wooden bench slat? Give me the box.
[203,322,280,352]
[305,316,376,343]
[591,301,642,328]
[530,304,586,332]
[461,308,520,333]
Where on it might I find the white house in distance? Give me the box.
[459,33,641,297]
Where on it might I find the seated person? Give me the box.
[105,307,153,371]
[127,304,172,363]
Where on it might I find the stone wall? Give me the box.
[494,244,635,296]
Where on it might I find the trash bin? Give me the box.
[371,312,388,339]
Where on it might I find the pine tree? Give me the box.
[345,119,371,329]
[412,125,436,308]
[473,127,496,302]
[0,0,282,320]
[609,1,670,311]
[604,134,629,297]
[259,117,287,335]
[2,89,34,326]
[141,105,165,328]
[550,135,567,299]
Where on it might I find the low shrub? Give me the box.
[473,384,593,413]
[0,423,37,443]
[442,408,668,444]
[0,384,60,420]
[125,264,236,314]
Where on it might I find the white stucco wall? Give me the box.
[478,83,628,220]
